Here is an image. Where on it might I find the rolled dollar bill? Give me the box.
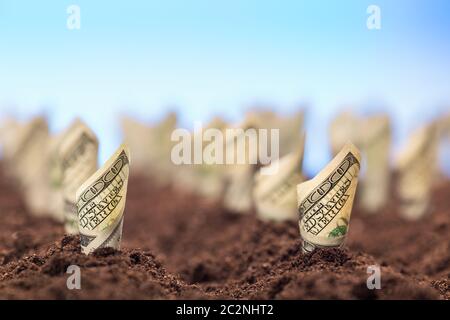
[329,111,360,156]
[223,163,255,213]
[242,109,278,132]
[277,111,304,157]
[57,120,98,234]
[122,112,177,186]
[147,112,178,185]
[360,115,391,213]
[396,123,438,220]
[7,117,51,216]
[6,117,48,181]
[187,116,228,199]
[253,135,305,221]
[47,119,90,221]
[0,116,21,162]
[243,109,304,157]
[47,127,74,222]
[434,113,450,181]
[178,165,226,199]
[121,116,153,173]
[76,144,130,255]
[436,113,450,138]
[222,124,259,214]
[297,142,361,253]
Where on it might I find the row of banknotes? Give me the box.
[122,110,450,220]
[0,110,449,254]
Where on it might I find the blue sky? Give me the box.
[1,1,449,174]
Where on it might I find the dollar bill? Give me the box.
[56,120,98,234]
[76,144,130,255]
[396,123,438,220]
[253,135,305,221]
[278,111,304,157]
[121,116,154,172]
[191,117,228,199]
[222,122,259,213]
[223,163,256,213]
[7,117,48,180]
[47,130,70,222]
[243,109,304,157]
[297,142,361,253]
[242,109,278,134]
[47,119,86,222]
[7,117,51,216]
[121,112,177,185]
[360,115,391,213]
[179,164,227,200]
[329,111,360,156]
[151,112,182,186]
[432,113,450,182]
[0,116,21,162]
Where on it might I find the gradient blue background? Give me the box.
[1,1,449,174]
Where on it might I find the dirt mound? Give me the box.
[0,235,206,299]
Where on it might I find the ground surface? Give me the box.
[0,164,448,299]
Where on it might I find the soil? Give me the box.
[0,163,448,299]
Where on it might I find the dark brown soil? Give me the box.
[0,163,448,299]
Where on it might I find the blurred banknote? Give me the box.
[360,115,391,213]
[253,135,305,221]
[329,111,360,156]
[121,112,176,185]
[6,116,51,216]
[56,120,98,234]
[396,123,439,220]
